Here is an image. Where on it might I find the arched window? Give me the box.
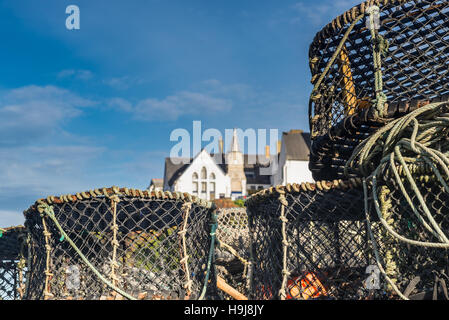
[201,167,207,179]
[209,172,216,199]
[192,172,198,194]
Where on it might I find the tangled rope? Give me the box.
[345,100,449,299]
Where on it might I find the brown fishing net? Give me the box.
[246,180,390,300]
[215,207,251,299]
[22,187,218,300]
[0,226,27,300]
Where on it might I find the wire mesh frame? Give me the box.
[309,109,386,181]
[23,187,218,300]
[369,169,449,300]
[309,96,449,181]
[309,0,449,141]
[245,180,391,300]
[215,207,250,299]
[0,226,27,300]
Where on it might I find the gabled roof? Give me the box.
[282,130,311,161]
[164,157,191,187]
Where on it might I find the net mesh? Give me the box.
[369,170,449,299]
[215,207,250,299]
[308,0,449,181]
[23,187,217,300]
[0,226,27,300]
[246,180,390,300]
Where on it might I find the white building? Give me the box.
[272,129,314,186]
[164,148,231,200]
[162,129,313,200]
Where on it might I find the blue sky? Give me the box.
[0,0,360,226]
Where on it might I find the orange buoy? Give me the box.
[286,272,327,300]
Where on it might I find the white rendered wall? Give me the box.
[283,160,314,184]
[173,150,231,200]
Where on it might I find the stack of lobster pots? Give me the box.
[246,0,449,300]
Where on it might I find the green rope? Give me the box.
[367,5,388,118]
[38,203,137,300]
[363,179,410,300]
[347,101,449,299]
[198,210,218,300]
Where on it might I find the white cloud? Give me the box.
[107,97,133,111]
[58,69,94,80]
[0,85,95,146]
[0,210,24,228]
[135,91,232,120]
[290,0,361,26]
[103,76,144,90]
[108,81,237,121]
[0,144,107,227]
[0,145,106,195]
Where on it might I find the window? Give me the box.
[192,172,199,194]
[209,172,216,180]
[210,182,216,192]
[201,167,207,179]
[201,182,207,193]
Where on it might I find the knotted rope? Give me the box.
[346,100,449,299]
[108,194,121,292]
[179,202,193,296]
[278,191,290,300]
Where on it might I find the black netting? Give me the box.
[246,182,390,300]
[308,0,449,181]
[369,171,449,300]
[215,207,250,299]
[23,188,217,300]
[0,226,27,300]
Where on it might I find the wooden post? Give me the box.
[217,275,248,300]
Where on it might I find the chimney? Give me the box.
[265,145,270,159]
[277,140,281,154]
[219,137,224,154]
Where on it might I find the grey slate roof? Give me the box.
[282,130,311,161]
[164,157,191,188]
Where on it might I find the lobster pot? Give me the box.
[215,207,250,299]
[369,169,449,300]
[246,181,386,300]
[23,187,217,300]
[308,0,449,180]
[309,113,385,181]
[0,226,27,300]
